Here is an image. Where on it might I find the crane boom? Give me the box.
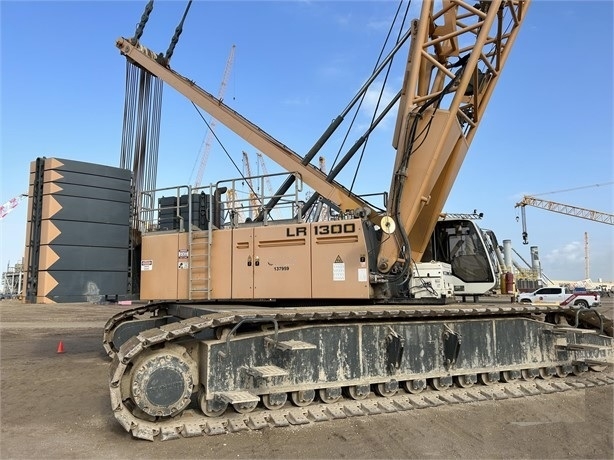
[515,196,614,225]
[193,45,236,188]
[116,38,371,216]
[377,0,531,272]
[515,195,614,244]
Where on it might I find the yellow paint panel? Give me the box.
[40,220,61,245]
[38,246,60,270]
[253,224,311,299]
[43,170,65,183]
[45,158,65,170]
[41,195,63,219]
[38,271,59,297]
[43,182,64,195]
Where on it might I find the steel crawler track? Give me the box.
[117,372,614,441]
[107,303,613,441]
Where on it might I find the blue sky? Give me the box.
[1,0,613,283]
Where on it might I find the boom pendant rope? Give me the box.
[165,0,192,62]
[132,0,154,43]
[120,0,194,232]
[119,62,163,230]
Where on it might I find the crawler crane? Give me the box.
[105,0,613,441]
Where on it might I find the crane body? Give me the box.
[104,0,613,441]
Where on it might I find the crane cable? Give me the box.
[119,0,193,230]
[530,182,614,197]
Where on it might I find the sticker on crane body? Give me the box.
[141,260,153,271]
[333,255,345,281]
[358,268,368,282]
[178,249,189,259]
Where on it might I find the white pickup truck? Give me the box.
[517,286,601,308]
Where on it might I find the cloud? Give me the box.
[334,13,352,27]
[358,84,398,130]
[281,96,310,106]
[543,240,583,266]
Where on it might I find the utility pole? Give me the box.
[584,231,589,279]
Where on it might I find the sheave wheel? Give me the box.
[290,389,315,407]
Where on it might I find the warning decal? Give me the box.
[334,255,343,263]
[333,262,345,281]
[141,260,153,271]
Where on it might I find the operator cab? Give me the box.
[422,219,498,296]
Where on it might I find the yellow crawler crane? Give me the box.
[106,0,613,441]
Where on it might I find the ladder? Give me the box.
[188,192,213,300]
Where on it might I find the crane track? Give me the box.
[103,301,579,358]
[107,302,613,441]
[115,372,614,441]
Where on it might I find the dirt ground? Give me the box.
[1,298,612,459]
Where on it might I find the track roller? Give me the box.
[319,387,342,404]
[345,385,370,400]
[430,376,453,390]
[199,390,228,417]
[521,368,539,380]
[374,380,398,397]
[262,392,287,410]
[501,370,521,383]
[290,389,315,407]
[455,374,477,388]
[402,379,426,394]
[478,372,499,385]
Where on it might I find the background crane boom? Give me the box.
[192,45,236,188]
[514,194,614,245]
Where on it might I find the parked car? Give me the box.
[517,286,600,308]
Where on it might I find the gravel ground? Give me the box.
[1,298,612,459]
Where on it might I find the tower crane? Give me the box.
[0,193,27,220]
[514,195,614,244]
[192,45,236,188]
[241,151,261,220]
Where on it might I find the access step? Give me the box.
[557,343,609,351]
[246,365,289,379]
[218,391,260,404]
[551,327,598,335]
[266,338,317,351]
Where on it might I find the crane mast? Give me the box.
[378,0,530,273]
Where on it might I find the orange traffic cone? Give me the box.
[56,341,65,354]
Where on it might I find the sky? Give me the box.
[1,0,613,284]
